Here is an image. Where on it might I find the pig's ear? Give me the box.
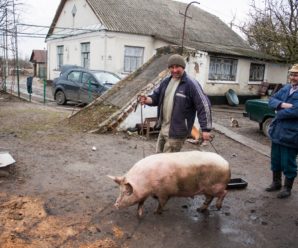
[124,183,133,196]
[107,175,123,185]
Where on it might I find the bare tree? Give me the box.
[0,0,23,40]
[1,0,23,85]
[0,0,13,28]
[240,0,298,63]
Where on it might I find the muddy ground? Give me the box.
[0,91,297,248]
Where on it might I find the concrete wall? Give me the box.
[187,52,289,96]
[54,0,99,29]
[46,0,169,80]
[47,31,169,80]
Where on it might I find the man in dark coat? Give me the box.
[139,54,212,153]
[266,64,298,198]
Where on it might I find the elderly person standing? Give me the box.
[266,64,298,198]
[139,54,212,153]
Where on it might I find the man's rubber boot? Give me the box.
[265,171,282,192]
[277,177,294,199]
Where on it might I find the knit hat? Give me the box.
[168,54,186,68]
[289,64,298,73]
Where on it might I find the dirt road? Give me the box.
[0,91,297,248]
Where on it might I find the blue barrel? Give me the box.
[225,89,239,106]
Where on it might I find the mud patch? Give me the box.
[0,195,126,248]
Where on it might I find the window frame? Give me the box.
[124,46,144,73]
[57,45,64,70]
[208,56,238,82]
[249,63,265,82]
[81,42,90,69]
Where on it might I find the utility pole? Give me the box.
[181,1,200,54]
[1,32,5,88]
[3,7,8,91]
[13,0,20,97]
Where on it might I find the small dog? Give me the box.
[230,118,240,128]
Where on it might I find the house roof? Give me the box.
[47,0,278,61]
[29,50,47,63]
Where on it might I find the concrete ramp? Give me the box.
[68,47,184,133]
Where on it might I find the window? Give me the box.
[82,72,92,85]
[124,46,144,72]
[81,42,90,69]
[57,46,64,69]
[208,57,238,81]
[67,71,81,83]
[82,72,98,87]
[249,63,265,81]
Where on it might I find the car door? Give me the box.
[80,72,106,103]
[64,70,82,101]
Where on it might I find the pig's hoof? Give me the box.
[137,209,144,218]
[216,205,222,210]
[197,206,208,213]
[154,209,163,215]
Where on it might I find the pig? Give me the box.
[108,151,230,217]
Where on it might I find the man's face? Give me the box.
[169,65,184,79]
[289,72,298,85]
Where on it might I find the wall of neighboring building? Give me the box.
[47,31,169,80]
[54,0,99,30]
[93,32,168,77]
[46,0,172,80]
[46,0,169,80]
[47,0,99,79]
[187,52,289,97]
[265,63,289,83]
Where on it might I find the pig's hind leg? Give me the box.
[215,189,228,210]
[197,194,214,212]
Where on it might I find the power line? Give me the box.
[18,23,103,32]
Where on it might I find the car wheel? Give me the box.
[55,90,66,105]
[262,118,273,137]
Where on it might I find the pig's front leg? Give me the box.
[155,195,169,214]
[137,200,145,217]
[197,195,214,212]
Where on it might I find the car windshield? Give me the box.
[93,72,120,86]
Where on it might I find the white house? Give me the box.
[46,0,289,100]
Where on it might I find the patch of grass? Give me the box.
[0,107,68,140]
[69,104,119,131]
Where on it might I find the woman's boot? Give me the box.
[277,177,294,198]
[265,171,282,192]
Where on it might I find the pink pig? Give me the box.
[108,151,230,217]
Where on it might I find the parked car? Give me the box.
[243,99,276,137]
[52,68,121,105]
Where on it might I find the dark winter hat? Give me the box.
[168,54,186,68]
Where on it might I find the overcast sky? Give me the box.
[18,0,255,59]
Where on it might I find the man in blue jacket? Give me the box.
[139,54,212,153]
[266,64,298,198]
